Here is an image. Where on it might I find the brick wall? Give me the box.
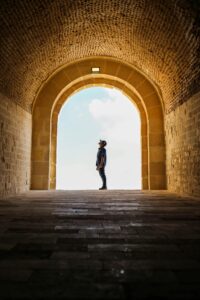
[0,93,32,198]
[0,1,199,197]
[165,92,200,197]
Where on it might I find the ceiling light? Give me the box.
[92,67,100,73]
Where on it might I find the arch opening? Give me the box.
[56,86,142,190]
[32,57,166,191]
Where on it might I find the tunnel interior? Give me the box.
[0,2,200,299]
[0,0,200,198]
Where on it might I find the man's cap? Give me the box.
[99,140,107,146]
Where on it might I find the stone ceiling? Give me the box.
[0,0,199,112]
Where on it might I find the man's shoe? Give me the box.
[99,187,107,190]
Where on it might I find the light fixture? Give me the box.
[92,67,100,73]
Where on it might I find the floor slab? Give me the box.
[0,190,200,299]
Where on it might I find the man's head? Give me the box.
[99,140,107,148]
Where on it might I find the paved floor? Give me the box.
[0,190,200,299]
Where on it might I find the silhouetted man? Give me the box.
[96,140,107,190]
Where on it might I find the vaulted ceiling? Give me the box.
[0,0,199,112]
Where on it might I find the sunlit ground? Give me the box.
[56,87,141,190]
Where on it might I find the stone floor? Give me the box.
[0,190,200,299]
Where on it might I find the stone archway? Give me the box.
[51,82,146,190]
[32,57,166,190]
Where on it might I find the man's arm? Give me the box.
[99,156,105,169]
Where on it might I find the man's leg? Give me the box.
[99,168,107,189]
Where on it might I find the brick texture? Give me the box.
[0,1,199,197]
[165,92,200,197]
[0,0,199,112]
[0,93,31,198]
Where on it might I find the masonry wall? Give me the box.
[0,93,32,198]
[166,92,200,197]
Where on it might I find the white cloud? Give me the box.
[89,89,136,118]
[89,88,140,144]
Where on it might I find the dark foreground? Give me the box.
[0,190,200,299]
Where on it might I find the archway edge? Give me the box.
[53,77,145,119]
[32,57,166,190]
[51,78,149,190]
[32,56,164,113]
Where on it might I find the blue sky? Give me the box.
[56,87,141,189]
